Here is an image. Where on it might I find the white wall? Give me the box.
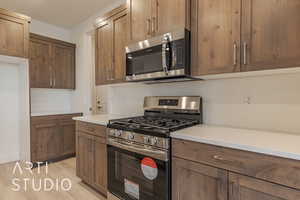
[30,18,72,42]
[97,72,300,135]
[0,56,30,164]
[0,63,20,163]
[70,0,126,115]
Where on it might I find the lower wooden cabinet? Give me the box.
[172,157,228,200]
[229,173,300,200]
[172,139,300,200]
[30,113,82,162]
[76,122,107,196]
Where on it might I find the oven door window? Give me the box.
[126,45,163,76]
[108,145,169,200]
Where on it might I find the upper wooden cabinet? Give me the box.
[0,8,30,58]
[129,0,190,42]
[192,0,300,76]
[29,34,76,89]
[95,5,129,85]
[191,0,241,76]
[241,0,300,71]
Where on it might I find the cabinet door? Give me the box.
[241,0,300,71]
[172,157,228,200]
[52,43,75,89]
[76,132,94,184]
[112,12,128,83]
[60,120,76,156]
[155,0,190,35]
[29,37,52,88]
[95,22,113,85]
[129,0,152,42]
[191,0,241,76]
[0,14,29,58]
[93,136,107,195]
[31,121,62,162]
[229,173,300,200]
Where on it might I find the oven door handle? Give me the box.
[108,138,169,161]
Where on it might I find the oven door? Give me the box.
[107,142,170,200]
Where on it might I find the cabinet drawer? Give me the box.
[76,121,106,138]
[172,139,300,190]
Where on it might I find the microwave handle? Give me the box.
[162,35,171,75]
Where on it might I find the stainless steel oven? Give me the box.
[107,130,170,200]
[125,29,192,82]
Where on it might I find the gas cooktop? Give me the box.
[108,115,200,137]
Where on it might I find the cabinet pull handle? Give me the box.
[233,42,237,66]
[147,19,151,35]
[243,42,247,65]
[213,155,225,161]
[152,17,156,34]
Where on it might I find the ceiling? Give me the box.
[1,0,119,28]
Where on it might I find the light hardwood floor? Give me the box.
[0,158,106,200]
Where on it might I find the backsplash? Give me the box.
[96,73,300,135]
[31,88,73,114]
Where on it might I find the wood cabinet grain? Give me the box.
[172,157,228,200]
[29,34,76,89]
[0,8,30,58]
[129,0,152,42]
[172,138,300,199]
[229,173,300,200]
[191,0,241,76]
[76,131,95,185]
[129,0,190,42]
[241,0,300,71]
[29,38,52,88]
[31,113,82,163]
[76,121,107,196]
[95,5,128,85]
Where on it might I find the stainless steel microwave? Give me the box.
[125,29,193,82]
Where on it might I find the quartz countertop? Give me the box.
[72,114,134,126]
[171,125,300,161]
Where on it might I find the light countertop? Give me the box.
[72,114,134,126]
[171,125,300,161]
[31,111,82,117]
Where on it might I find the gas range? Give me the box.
[107,96,202,200]
[107,96,202,147]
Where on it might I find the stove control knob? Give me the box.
[114,130,122,137]
[151,137,158,145]
[144,136,151,144]
[127,133,134,140]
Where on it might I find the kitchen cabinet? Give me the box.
[76,121,107,196]
[191,0,300,76]
[172,157,228,200]
[241,0,300,71]
[229,173,300,200]
[0,8,30,58]
[191,0,241,76]
[172,139,300,199]
[129,0,190,42]
[31,113,82,163]
[95,5,128,85]
[29,33,76,89]
[77,132,95,185]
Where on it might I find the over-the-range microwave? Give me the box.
[125,29,196,83]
